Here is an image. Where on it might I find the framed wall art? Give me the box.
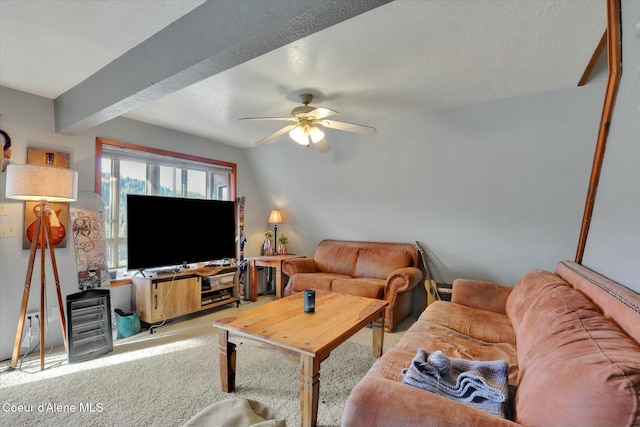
[22,147,71,249]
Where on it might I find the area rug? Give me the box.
[0,298,406,427]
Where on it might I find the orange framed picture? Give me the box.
[23,148,71,249]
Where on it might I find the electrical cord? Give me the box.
[1,340,39,373]
[149,273,177,334]
[2,315,42,373]
[0,316,37,373]
[1,305,61,373]
[18,320,41,371]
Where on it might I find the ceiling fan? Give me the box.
[239,94,376,152]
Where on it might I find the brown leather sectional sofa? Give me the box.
[282,239,424,331]
[342,261,640,427]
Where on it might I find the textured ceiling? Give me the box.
[0,0,606,149]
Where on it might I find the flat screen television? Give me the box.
[126,194,236,271]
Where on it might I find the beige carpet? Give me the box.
[0,297,411,427]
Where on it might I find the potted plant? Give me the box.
[277,234,288,255]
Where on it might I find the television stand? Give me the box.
[131,266,240,324]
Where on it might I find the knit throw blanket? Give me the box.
[401,349,509,418]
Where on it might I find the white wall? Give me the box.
[0,90,91,362]
[247,1,640,290]
[246,65,607,285]
[245,1,639,291]
[0,86,268,361]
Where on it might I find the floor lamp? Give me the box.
[5,163,78,370]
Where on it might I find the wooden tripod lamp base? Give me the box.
[5,164,78,371]
[10,203,68,370]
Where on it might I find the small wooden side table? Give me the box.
[248,254,305,301]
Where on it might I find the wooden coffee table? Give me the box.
[213,291,388,427]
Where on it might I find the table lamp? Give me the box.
[268,209,283,255]
[5,163,78,370]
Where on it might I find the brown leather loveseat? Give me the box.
[341,261,640,426]
[282,239,424,331]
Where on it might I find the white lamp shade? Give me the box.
[268,209,283,224]
[6,163,78,202]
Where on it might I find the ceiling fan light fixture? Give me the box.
[289,126,309,145]
[289,125,324,146]
[244,94,374,152]
[308,126,325,143]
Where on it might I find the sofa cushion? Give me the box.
[396,304,519,385]
[366,346,415,383]
[505,269,567,335]
[424,301,516,345]
[313,243,359,276]
[510,279,640,427]
[343,373,519,427]
[451,279,512,314]
[288,273,351,292]
[331,278,385,299]
[354,248,413,280]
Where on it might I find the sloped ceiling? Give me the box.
[0,0,606,149]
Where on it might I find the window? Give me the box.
[95,137,236,270]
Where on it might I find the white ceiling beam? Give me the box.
[53,0,392,135]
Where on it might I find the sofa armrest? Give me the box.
[342,377,519,427]
[282,258,317,277]
[451,279,512,314]
[385,267,423,296]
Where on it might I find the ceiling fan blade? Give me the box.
[318,119,376,135]
[255,124,298,146]
[307,107,337,120]
[313,138,331,153]
[240,116,296,122]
